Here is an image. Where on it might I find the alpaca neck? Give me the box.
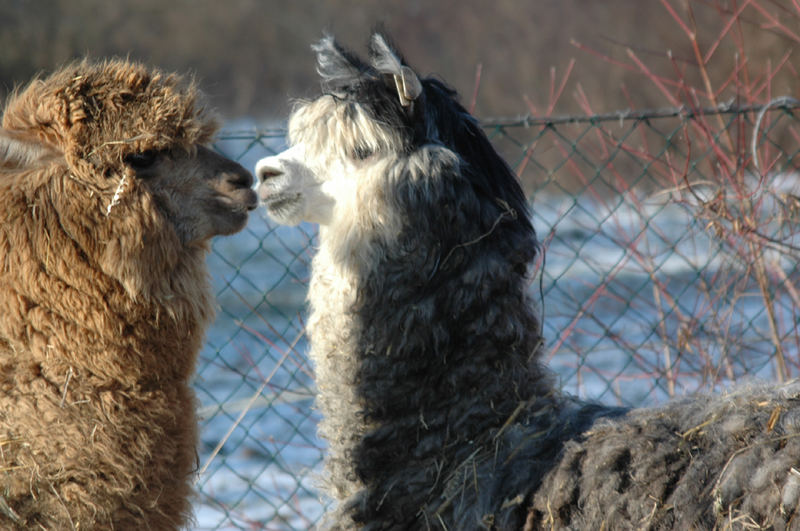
[1,180,213,386]
[308,219,554,519]
[6,228,210,386]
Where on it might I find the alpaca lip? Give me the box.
[242,188,259,211]
[218,188,258,212]
[265,193,301,212]
[257,183,297,206]
[260,189,302,216]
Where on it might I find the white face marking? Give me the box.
[255,142,356,227]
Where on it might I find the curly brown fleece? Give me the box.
[0,59,231,529]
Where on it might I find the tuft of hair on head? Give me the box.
[1,58,219,184]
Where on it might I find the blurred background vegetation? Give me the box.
[1,0,797,120]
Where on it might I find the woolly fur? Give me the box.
[257,34,800,529]
[0,59,254,529]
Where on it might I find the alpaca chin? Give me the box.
[263,193,305,226]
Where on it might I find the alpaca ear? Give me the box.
[312,34,371,91]
[370,33,422,107]
[0,129,61,170]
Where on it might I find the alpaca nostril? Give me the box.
[255,156,285,184]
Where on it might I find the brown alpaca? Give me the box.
[0,59,257,529]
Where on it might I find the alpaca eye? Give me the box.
[124,150,159,170]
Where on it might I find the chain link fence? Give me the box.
[193,101,800,529]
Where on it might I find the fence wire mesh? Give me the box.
[194,101,800,529]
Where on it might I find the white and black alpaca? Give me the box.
[256,33,800,530]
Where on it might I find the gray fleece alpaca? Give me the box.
[255,33,800,530]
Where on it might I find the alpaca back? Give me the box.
[528,382,800,529]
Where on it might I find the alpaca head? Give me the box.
[255,33,534,258]
[1,58,257,243]
[0,58,257,297]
